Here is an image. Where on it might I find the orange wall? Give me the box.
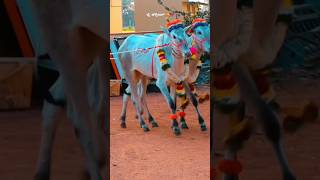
[110,0,123,33]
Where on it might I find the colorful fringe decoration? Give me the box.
[217,159,243,175]
[213,66,275,105]
[198,93,210,103]
[157,49,171,71]
[166,19,184,32]
[176,82,189,110]
[188,83,196,94]
[176,82,185,97]
[188,18,208,34]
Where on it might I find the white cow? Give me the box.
[30,0,107,179]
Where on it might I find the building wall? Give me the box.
[110,0,123,33]
[134,0,184,32]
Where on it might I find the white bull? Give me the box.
[30,0,107,179]
[116,22,208,135]
[118,20,210,131]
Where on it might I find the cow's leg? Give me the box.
[182,82,207,131]
[34,101,62,180]
[140,77,158,127]
[156,80,180,135]
[125,71,150,132]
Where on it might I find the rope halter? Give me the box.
[189,18,209,52]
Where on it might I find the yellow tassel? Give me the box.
[158,51,165,56]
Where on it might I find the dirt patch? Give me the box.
[110,86,210,180]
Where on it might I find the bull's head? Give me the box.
[160,19,192,58]
[187,18,210,54]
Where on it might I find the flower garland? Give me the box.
[157,49,170,71]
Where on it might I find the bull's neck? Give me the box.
[158,34,185,74]
[160,34,184,61]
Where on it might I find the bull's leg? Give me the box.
[140,78,158,127]
[220,103,252,180]
[232,62,296,180]
[156,81,181,135]
[169,85,188,129]
[125,71,150,132]
[120,86,131,128]
[179,106,188,129]
[50,36,102,179]
[95,56,108,177]
[34,101,62,180]
[182,82,207,131]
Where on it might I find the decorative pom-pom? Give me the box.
[178,111,186,117]
[169,114,178,120]
[190,47,197,55]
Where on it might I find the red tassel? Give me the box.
[169,114,177,120]
[177,85,184,90]
[178,111,186,117]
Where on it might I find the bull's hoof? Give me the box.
[34,172,50,180]
[172,126,181,136]
[120,122,127,128]
[200,123,207,131]
[151,121,159,128]
[283,172,297,180]
[181,122,189,129]
[141,124,150,132]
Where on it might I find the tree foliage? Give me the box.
[157,0,210,26]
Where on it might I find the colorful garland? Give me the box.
[157,49,171,71]
[176,82,186,97]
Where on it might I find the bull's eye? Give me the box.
[197,31,202,35]
[173,35,176,39]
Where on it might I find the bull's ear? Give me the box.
[160,26,170,36]
[184,25,192,35]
